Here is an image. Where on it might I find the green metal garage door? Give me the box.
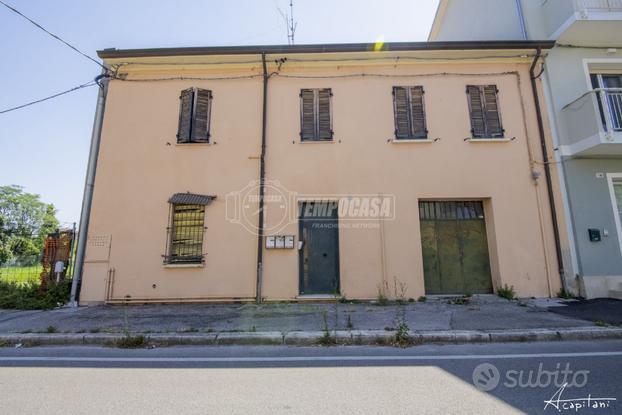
[419,201,493,295]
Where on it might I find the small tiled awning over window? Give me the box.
[168,193,216,205]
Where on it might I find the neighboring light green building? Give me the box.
[430,0,622,298]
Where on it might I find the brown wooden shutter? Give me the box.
[410,86,427,139]
[300,89,315,141]
[467,85,486,138]
[317,88,333,140]
[191,88,212,143]
[393,87,411,139]
[177,88,194,143]
[482,85,504,138]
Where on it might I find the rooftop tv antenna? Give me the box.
[278,0,298,44]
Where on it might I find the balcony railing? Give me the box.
[575,0,622,11]
[605,89,622,131]
[562,88,622,154]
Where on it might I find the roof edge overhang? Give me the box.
[97,40,555,59]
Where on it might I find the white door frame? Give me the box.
[606,173,622,258]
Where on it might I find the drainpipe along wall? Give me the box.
[256,52,269,303]
[70,73,110,306]
[529,48,568,294]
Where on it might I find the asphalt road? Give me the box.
[0,341,620,414]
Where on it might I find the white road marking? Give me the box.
[0,351,621,363]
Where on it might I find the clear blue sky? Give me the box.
[0,0,439,224]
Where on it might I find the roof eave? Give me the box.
[97,40,555,59]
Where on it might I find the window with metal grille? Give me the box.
[164,203,206,264]
[393,86,428,139]
[300,88,333,141]
[419,201,485,221]
[177,87,212,144]
[466,85,504,138]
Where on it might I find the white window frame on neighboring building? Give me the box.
[606,172,622,258]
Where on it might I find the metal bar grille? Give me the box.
[164,203,205,264]
[419,201,485,221]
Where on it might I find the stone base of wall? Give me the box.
[579,275,622,299]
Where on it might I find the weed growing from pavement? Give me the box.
[449,295,471,306]
[115,335,148,348]
[376,277,389,306]
[594,320,608,327]
[418,296,427,302]
[393,276,408,305]
[392,296,411,347]
[46,326,57,333]
[557,288,574,299]
[115,302,149,349]
[318,310,336,346]
[497,284,516,300]
[346,313,353,330]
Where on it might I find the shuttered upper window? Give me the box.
[466,85,504,138]
[177,87,212,144]
[300,88,333,141]
[393,86,427,140]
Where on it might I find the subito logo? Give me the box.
[472,363,501,392]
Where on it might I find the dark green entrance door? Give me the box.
[299,201,340,295]
[419,201,493,295]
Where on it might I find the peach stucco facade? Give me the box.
[79,45,566,304]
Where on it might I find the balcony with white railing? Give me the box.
[576,0,622,12]
[541,0,622,44]
[561,88,622,156]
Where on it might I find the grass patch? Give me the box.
[0,280,70,310]
[0,266,42,284]
[115,334,148,348]
[497,284,516,300]
[417,296,427,302]
[46,326,57,333]
[594,320,608,327]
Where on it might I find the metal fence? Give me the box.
[0,227,76,285]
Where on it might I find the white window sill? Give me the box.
[163,263,205,269]
[390,138,434,144]
[175,142,212,147]
[465,137,513,143]
[298,140,335,144]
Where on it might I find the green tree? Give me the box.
[0,185,59,264]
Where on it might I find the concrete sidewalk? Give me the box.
[1,295,620,347]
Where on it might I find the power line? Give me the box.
[0,0,106,70]
[0,80,97,115]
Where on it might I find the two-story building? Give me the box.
[430,0,622,298]
[75,41,566,304]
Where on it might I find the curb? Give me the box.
[1,327,621,348]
